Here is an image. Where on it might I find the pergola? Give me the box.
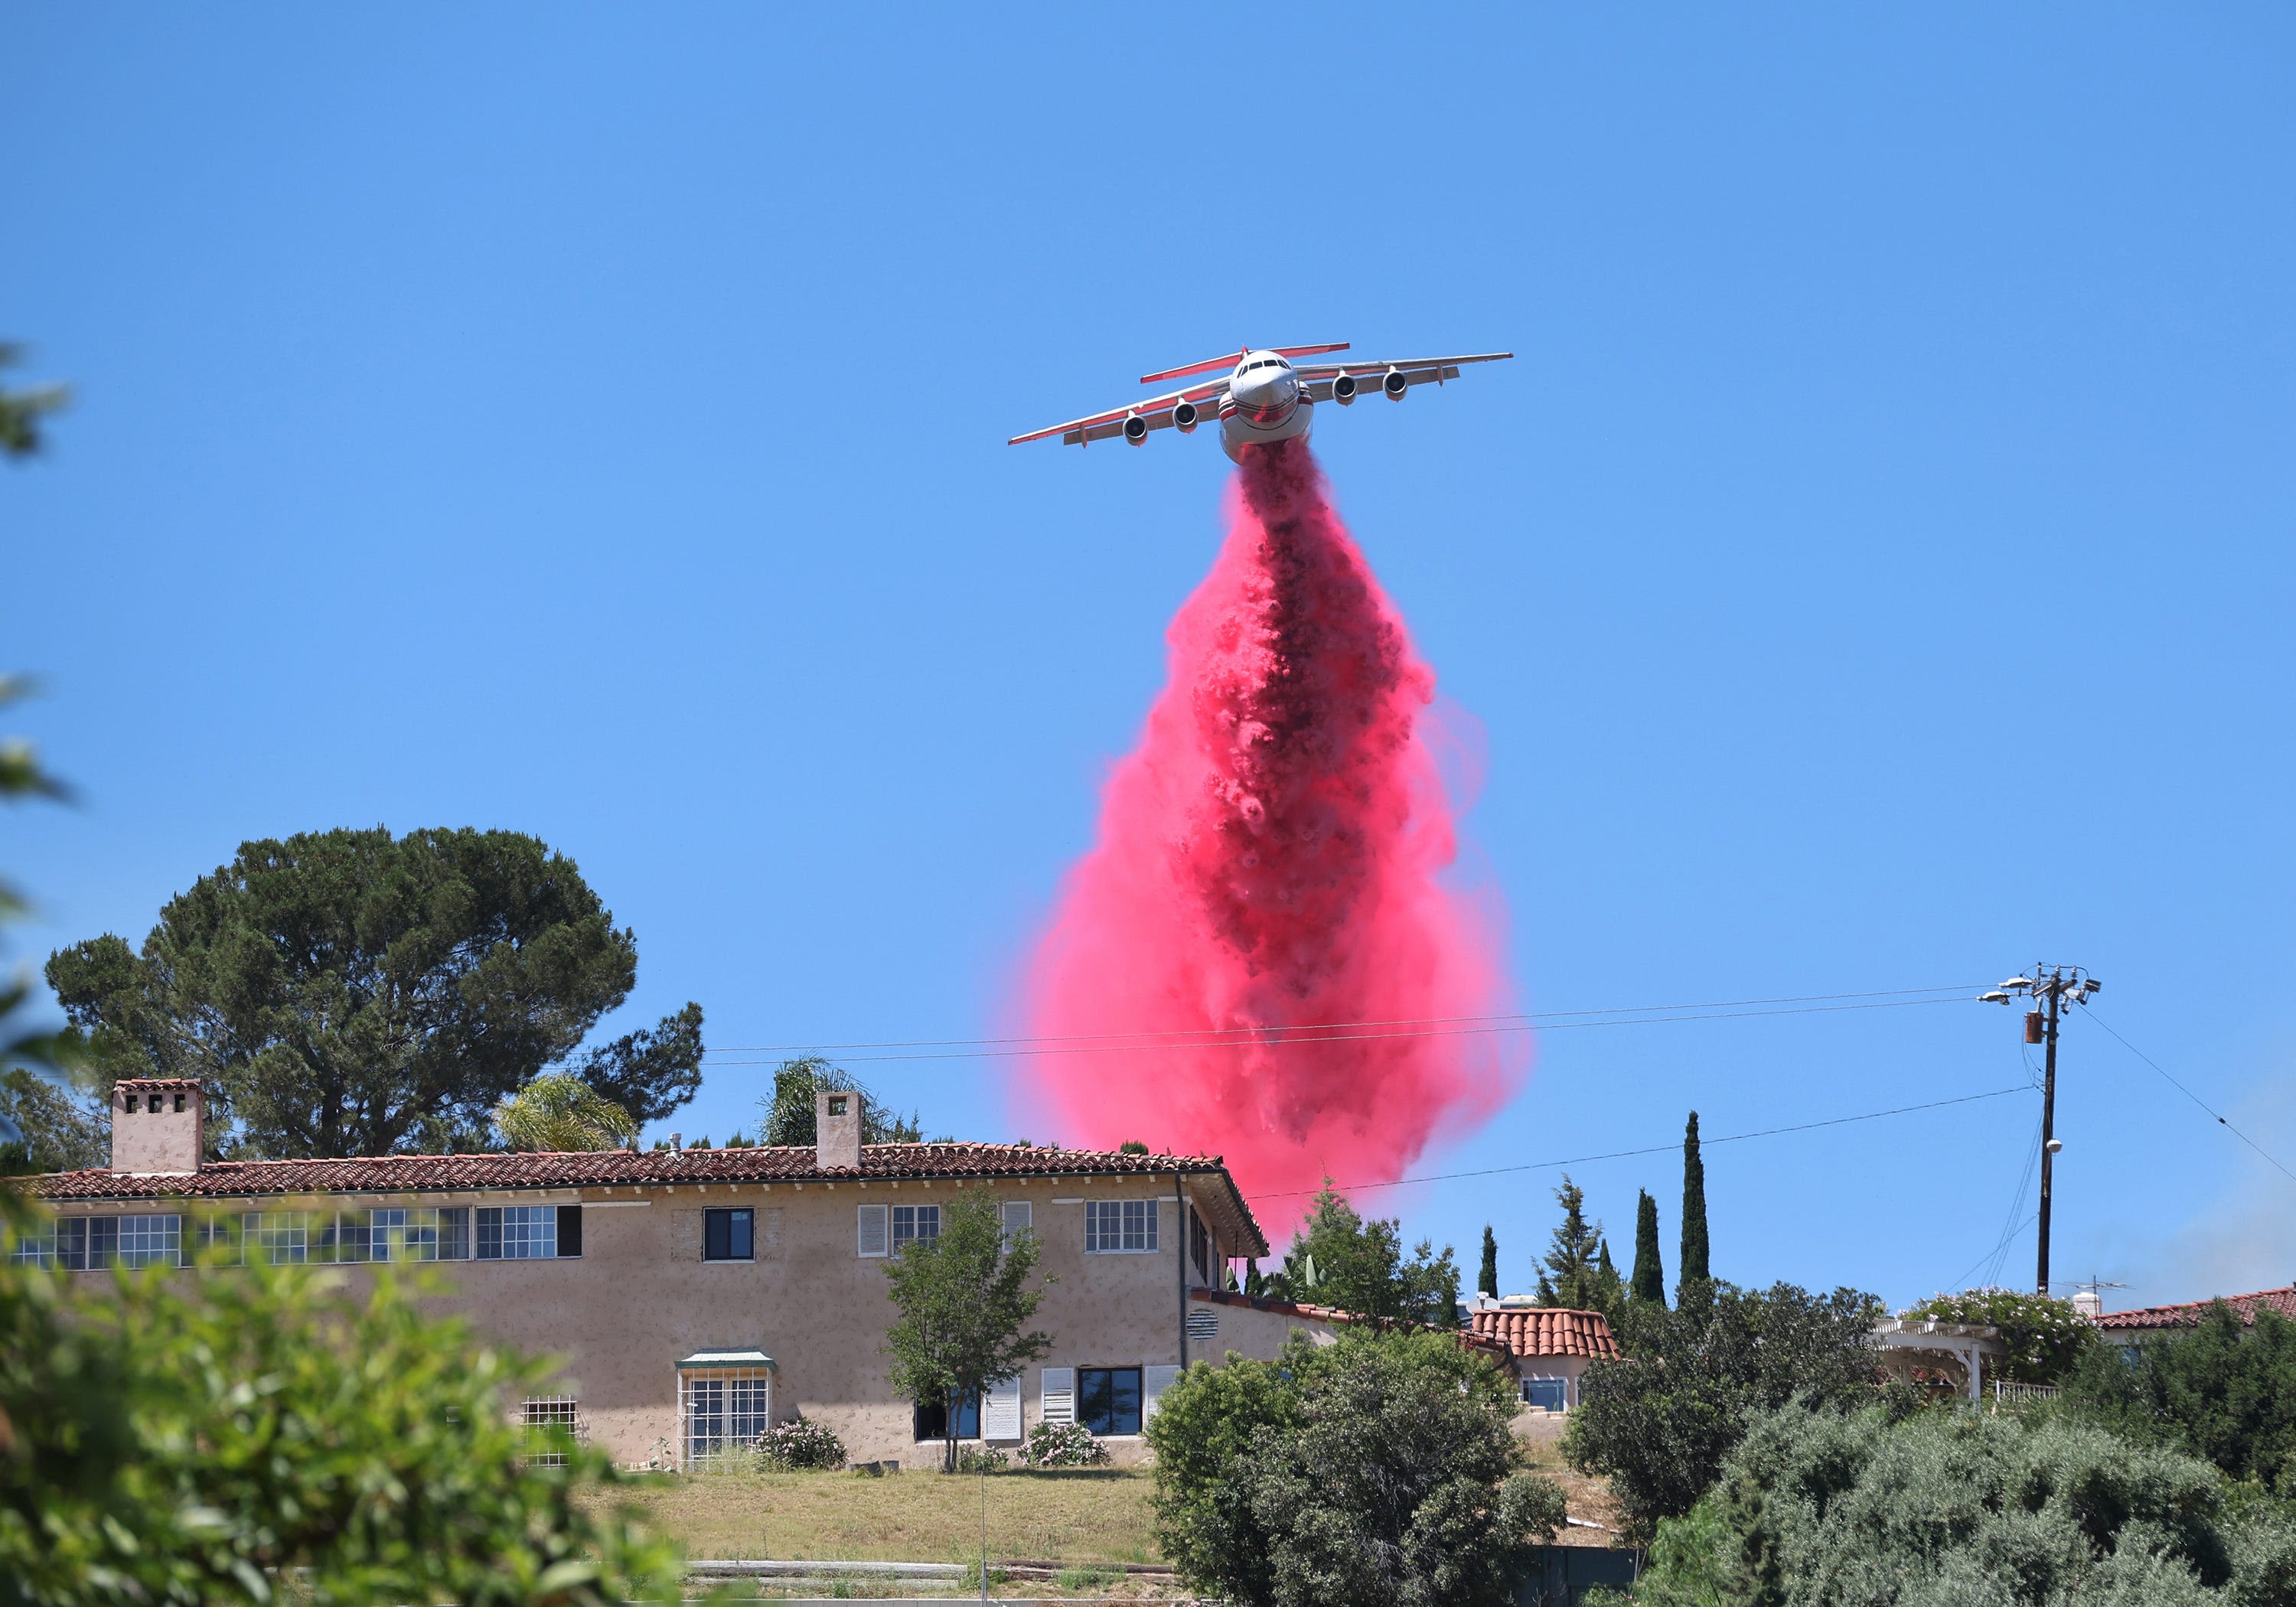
[1869,1319,2007,1402]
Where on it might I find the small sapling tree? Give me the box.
[880,1186,1052,1472]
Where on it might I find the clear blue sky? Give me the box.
[8,7,2292,1313]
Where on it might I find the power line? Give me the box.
[2086,1012,2296,1188]
[701,986,1988,1067]
[1245,1084,2030,1202]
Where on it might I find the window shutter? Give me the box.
[856,1203,889,1258]
[1001,1200,1032,1249]
[1142,1364,1181,1421]
[1039,1366,1075,1425]
[983,1374,1022,1440]
[556,1204,582,1258]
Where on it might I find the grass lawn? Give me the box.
[586,1466,1163,1566]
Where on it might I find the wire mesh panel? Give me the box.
[680,1369,771,1467]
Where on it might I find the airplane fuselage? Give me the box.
[1215,350,1311,462]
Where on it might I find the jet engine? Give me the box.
[1382,368,1408,399]
[1171,399,1201,433]
[1123,413,1149,445]
[1331,373,1358,406]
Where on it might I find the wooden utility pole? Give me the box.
[1981,966,2101,1296]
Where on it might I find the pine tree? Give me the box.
[1630,1188,1667,1305]
[1536,1176,1606,1311]
[1478,1224,1499,1299]
[1679,1111,1711,1299]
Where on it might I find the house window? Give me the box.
[1078,1367,1143,1436]
[1084,1200,1158,1253]
[1523,1377,1567,1412]
[245,1212,308,1265]
[892,1204,939,1252]
[194,1214,243,1264]
[681,1370,771,1465]
[319,1210,370,1263]
[8,1218,59,1266]
[857,1203,889,1257]
[523,1397,582,1467]
[1000,1200,1032,1250]
[116,1214,182,1268]
[477,1205,560,1260]
[704,1208,754,1261]
[913,1390,980,1442]
[1189,1207,1211,1286]
[371,1207,450,1263]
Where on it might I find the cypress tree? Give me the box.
[1631,1188,1666,1305]
[1477,1224,1499,1299]
[1679,1110,1711,1297]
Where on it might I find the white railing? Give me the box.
[1991,1379,2059,1405]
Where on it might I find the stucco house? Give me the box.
[18,1077,1279,1469]
[1465,1298,1620,1412]
[2087,1284,2296,1347]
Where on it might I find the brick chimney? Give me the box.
[111,1078,204,1175]
[815,1089,862,1171]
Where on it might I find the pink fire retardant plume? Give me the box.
[1021,440,1521,1232]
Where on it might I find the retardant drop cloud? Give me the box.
[1021,439,1522,1231]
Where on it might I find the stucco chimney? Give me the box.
[111,1078,204,1175]
[2071,1289,2103,1319]
[815,1089,862,1171]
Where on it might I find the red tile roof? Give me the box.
[22,1142,1268,1257]
[1189,1288,1518,1367]
[1469,1306,1621,1361]
[2092,1286,2296,1332]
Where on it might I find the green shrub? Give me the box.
[1900,1286,2096,1385]
[1564,1279,1883,1542]
[0,1191,682,1606]
[1147,1329,1566,1607]
[2060,1302,2296,1490]
[1629,1397,2296,1605]
[953,1444,1008,1474]
[753,1413,847,1472]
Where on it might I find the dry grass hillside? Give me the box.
[582,1466,1163,1566]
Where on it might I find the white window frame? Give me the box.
[245,1211,309,1265]
[1084,1198,1159,1253]
[1000,1200,1032,1250]
[522,1396,582,1467]
[891,1202,940,1252]
[116,1214,183,1268]
[372,1206,448,1263]
[478,1204,556,1260]
[680,1368,772,1467]
[857,1202,889,1258]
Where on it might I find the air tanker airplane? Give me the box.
[1009,343,1512,463]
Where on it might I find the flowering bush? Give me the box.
[1019,1420,1107,1468]
[754,1413,846,1471]
[1900,1287,2096,1386]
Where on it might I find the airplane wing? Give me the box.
[1293,351,1512,403]
[1008,378,1233,448]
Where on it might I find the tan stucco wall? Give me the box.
[58,1173,1239,1470]
[1182,1296,1342,1364]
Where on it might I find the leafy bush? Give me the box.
[1899,1286,2096,1385]
[1630,1397,2296,1606]
[2060,1302,2296,1490]
[1148,1329,1567,1607]
[953,1444,1009,1474]
[0,1191,681,1605]
[1564,1279,1884,1542]
[753,1413,846,1471]
[1020,1420,1108,1467]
